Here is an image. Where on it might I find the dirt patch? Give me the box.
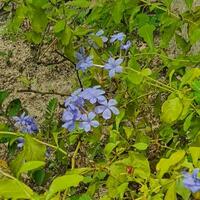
[0,31,76,123]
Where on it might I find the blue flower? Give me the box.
[96,29,108,43]
[76,48,93,71]
[17,137,24,148]
[183,168,200,193]
[95,99,119,120]
[110,32,125,43]
[64,88,85,108]
[79,112,99,132]
[104,57,123,77]
[62,105,81,131]
[81,86,106,104]
[13,113,38,134]
[121,40,131,50]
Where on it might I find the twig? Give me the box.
[17,89,69,97]
[55,50,84,90]
[37,58,66,66]
[39,38,57,59]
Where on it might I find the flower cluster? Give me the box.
[104,57,123,78]
[183,168,200,193]
[76,31,131,77]
[13,113,38,148]
[96,29,108,43]
[62,86,119,132]
[76,47,93,71]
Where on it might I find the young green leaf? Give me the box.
[0,179,33,199]
[47,174,84,199]
[17,161,45,178]
[138,24,155,50]
[0,90,9,106]
[161,97,183,123]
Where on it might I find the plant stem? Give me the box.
[55,50,84,90]
[71,141,81,169]
[17,89,69,97]
[0,131,68,156]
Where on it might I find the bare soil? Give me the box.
[0,28,76,123]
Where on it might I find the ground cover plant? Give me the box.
[0,0,200,199]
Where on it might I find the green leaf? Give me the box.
[104,142,120,158]
[90,35,103,48]
[180,68,200,88]
[163,0,173,8]
[24,135,46,161]
[6,99,22,117]
[189,147,200,166]
[161,97,183,123]
[141,68,152,76]
[115,109,125,131]
[8,5,27,32]
[0,179,33,199]
[117,183,128,199]
[32,169,46,185]
[17,161,45,178]
[30,8,48,33]
[47,174,84,199]
[60,26,72,46]
[175,34,191,53]
[10,135,45,176]
[191,80,200,103]
[54,20,65,33]
[26,31,42,44]
[185,0,193,9]
[27,0,48,8]
[164,182,176,200]
[123,127,133,139]
[135,13,150,28]
[160,12,179,48]
[66,0,90,8]
[159,125,173,143]
[189,26,200,44]
[183,112,194,131]
[138,24,155,50]
[74,26,91,36]
[127,58,143,84]
[0,90,9,105]
[133,142,148,150]
[176,179,191,200]
[112,0,125,24]
[156,150,185,178]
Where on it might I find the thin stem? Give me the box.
[0,131,68,156]
[127,67,176,92]
[71,141,81,169]
[55,50,84,89]
[93,64,104,68]
[17,89,69,97]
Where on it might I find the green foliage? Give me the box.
[1,0,200,199]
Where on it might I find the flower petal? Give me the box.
[110,106,119,115]
[108,99,117,106]
[95,105,106,114]
[109,69,115,78]
[88,112,96,120]
[91,120,99,127]
[103,108,112,119]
